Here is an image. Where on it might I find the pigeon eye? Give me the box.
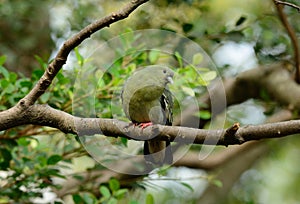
[163,69,167,74]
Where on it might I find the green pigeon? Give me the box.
[121,65,174,165]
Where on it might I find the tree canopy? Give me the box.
[1,0,300,203]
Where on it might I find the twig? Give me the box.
[223,122,242,146]
[274,0,300,12]
[273,0,300,83]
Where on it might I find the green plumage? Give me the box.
[121,66,174,165]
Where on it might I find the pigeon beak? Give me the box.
[167,76,174,84]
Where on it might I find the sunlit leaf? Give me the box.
[114,189,128,199]
[75,47,84,66]
[0,66,10,79]
[182,86,195,96]
[82,192,97,204]
[192,53,203,65]
[199,110,211,120]
[212,179,223,188]
[146,193,154,204]
[100,186,111,199]
[149,50,160,64]
[109,178,120,191]
[174,52,183,68]
[201,71,216,81]
[0,55,7,66]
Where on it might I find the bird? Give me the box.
[121,65,174,165]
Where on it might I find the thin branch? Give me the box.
[18,0,149,107]
[274,0,300,12]
[273,0,300,83]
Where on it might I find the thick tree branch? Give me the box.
[17,0,149,107]
[1,104,300,146]
[273,0,300,83]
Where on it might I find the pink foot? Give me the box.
[138,122,153,129]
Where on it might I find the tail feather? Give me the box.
[144,140,173,165]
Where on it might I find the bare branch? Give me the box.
[274,0,300,12]
[1,104,300,146]
[18,0,149,107]
[273,0,300,83]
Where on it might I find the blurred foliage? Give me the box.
[0,29,215,202]
[0,0,54,76]
[1,0,300,203]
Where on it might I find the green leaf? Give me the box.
[199,110,211,120]
[9,72,17,83]
[0,148,12,169]
[196,76,207,86]
[40,92,51,103]
[146,194,154,204]
[129,201,139,204]
[72,194,84,203]
[0,66,10,80]
[75,47,84,66]
[57,72,70,85]
[17,138,30,146]
[0,55,7,66]
[180,182,194,192]
[47,155,62,165]
[37,155,47,167]
[114,189,128,199]
[126,63,136,72]
[32,69,44,80]
[82,193,97,204]
[149,50,160,64]
[0,79,9,89]
[201,71,217,82]
[44,169,65,178]
[109,178,120,191]
[100,186,111,199]
[119,30,134,49]
[182,86,195,97]
[4,84,15,94]
[107,197,118,204]
[174,52,183,68]
[18,79,32,88]
[192,53,203,65]
[0,105,7,111]
[212,179,223,188]
[120,137,128,147]
[34,55,48,70]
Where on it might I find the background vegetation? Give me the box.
[1,0,300,203]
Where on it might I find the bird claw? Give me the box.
[138,122,153,129]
